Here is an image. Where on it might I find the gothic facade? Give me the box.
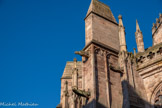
[57,0,162,108]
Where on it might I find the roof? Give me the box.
[61,61,82,79]
[86,0,117,23]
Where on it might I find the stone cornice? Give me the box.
[83,39,119,54]
[137,57,162,72]
[61,76,82,80]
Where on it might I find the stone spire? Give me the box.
[136,20,141,32]
[118,15,127,52]
[135,20,145,52]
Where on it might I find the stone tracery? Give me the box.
[151,82,162,108]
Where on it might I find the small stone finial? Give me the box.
[153,23,156,27]
[118,15,122,19]
[136,20,141,32]
[73,58,77,68]
[159,13,162,22]
[118,15,124,27]
[156,18,160,27]
[73,58,77,62]
[133,48,136,56]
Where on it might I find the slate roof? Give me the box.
[61,61,82,79]
[86,0,117,23]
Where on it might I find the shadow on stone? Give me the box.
[82,80,161,108]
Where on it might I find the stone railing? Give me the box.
[136,43,162,69]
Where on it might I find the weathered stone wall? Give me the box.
[82,44,123,108]
[138,63,162,103]
[85,14,93,45]
[92,14,119,51]
[129,61,148,108]
[108,55,123,108]
[82,44,95,105]
[118,50,152,107]
[94,46,108,107]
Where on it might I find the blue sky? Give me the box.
[0,0,161,108]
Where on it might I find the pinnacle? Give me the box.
[136,20,141,32]
[156,18,159,22]
[118,15,122,19]
[73,58,77,62]
[118,15,123,27]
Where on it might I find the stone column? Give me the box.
[105,53,111,108]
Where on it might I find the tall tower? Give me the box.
[57,1,162,107]
[85,0,119,50]
[81,0,123,107]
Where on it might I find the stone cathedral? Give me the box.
[57,0,162,108]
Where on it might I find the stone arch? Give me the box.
[150,81,162,107]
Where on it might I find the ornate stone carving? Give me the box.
[137,56,145,63]
[75,51,89,58]
[151,82,162,107]
[72,87,90,99]
[109,64,123,73]
[94,46,100,54]
[154,88,162,107]
[157,47,162,54]
[147,52,155,59]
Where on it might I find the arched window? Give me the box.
[151,82,162,108]
[154,89,162,108]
